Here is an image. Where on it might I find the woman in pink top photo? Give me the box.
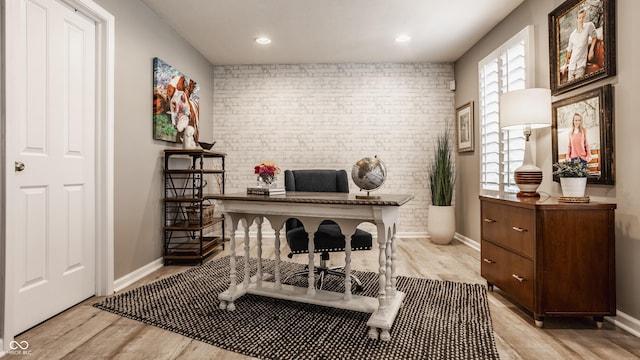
[566,112,591,166]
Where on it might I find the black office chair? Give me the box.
[283,169,372,291]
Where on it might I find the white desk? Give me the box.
[209,191,413,341]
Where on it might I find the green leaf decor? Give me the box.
[429,131,455,206]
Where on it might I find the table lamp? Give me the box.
[499,88,552,197]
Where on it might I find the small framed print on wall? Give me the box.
[548,0,616,95]
[456,101,474,153]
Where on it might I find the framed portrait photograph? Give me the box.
[551,84,614,184]
[456,101,474,153]
[153,57,200,143]
[548,0,616,95]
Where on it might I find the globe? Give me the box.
[351,156,387,198]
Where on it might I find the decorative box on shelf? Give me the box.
[186,202,215,225]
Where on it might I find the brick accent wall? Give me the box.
[213,63,454,234]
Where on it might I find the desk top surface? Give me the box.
[208,192,413,206]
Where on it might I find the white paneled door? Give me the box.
[6,0,96,334]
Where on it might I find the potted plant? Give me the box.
[427,130,455,245]
[553,158,589,197]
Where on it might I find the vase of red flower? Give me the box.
[254,161,281,187]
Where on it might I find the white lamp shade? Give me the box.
[499,88,552,130]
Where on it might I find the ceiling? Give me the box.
[141,0,524,65]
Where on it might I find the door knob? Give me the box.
[15,161,25,172]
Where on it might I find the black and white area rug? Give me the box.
[94,256,499,359]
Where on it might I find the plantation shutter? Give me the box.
[479,26,533,193]
[480,58,501,191]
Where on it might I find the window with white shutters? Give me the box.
[479,26,534,194]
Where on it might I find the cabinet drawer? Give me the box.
[481,240,534,310]
[481,201,534,257]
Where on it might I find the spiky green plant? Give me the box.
[429,131,455,206]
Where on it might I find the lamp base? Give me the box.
[514,164,543,198]
[517,191,541,198]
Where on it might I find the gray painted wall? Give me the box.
[454,0,640,322]
[94,0,213,278]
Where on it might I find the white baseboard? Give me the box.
[607,310,640,338]
[113,257,164,293]
[453,232,479,251]
[398,231,429,239]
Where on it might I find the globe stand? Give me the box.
[351,155,387,200]
[355,191,380,199]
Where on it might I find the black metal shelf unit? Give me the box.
[163,149,226,265]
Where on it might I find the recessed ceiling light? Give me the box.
[395,35,411,43]
[255,37,272,45]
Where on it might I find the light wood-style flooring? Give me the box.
[6,238,640,359]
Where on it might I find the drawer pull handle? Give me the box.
[512,226,527,233]
[483,218,496,223]
[512,274,525,282]
[483,258,495,264]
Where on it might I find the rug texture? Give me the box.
[94,256,499,359]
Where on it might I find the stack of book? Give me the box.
[246,186,286,196]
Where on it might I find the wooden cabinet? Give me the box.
[479,194,616,327]
[163,149,226,264]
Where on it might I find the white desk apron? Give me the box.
[210,192,413,341]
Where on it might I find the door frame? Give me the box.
[1,0,114,350]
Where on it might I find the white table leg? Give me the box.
[385,227,393,298]
[390,226,398,297]
[265,215,287,290]
[256,216,263,287]
[274,228,282,289]
[228,219,238,293]
[219,215,239,311]
[307,230,316,296]
[344,234,353,300]
[377,224,388,311]
[242,218,251,288]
